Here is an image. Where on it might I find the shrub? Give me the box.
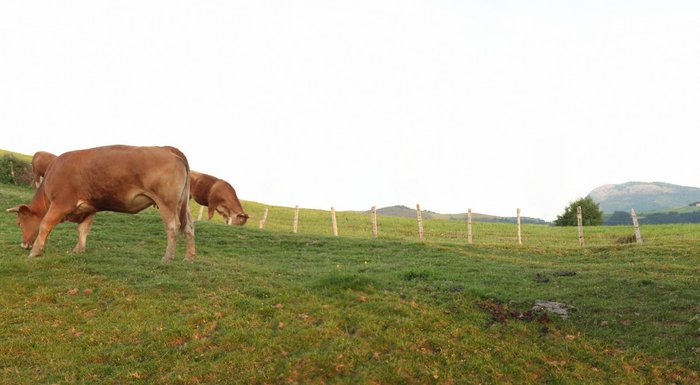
[0,155,32,186]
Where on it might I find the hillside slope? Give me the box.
[589,181,700,213]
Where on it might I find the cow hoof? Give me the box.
[161,256,173,263]
[183,255,195,262]
[28,251,43,258]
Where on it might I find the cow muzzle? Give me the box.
[227,213,249,226]
[21,242,31,250]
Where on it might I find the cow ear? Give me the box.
[6,205,30,214]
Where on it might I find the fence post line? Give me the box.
[416,203,424,241]
[467,208,473,244]
[577,206,584,246]
[197,206,204,221]
[259,208,269,229]
[293,205,299,234]
[631,208,643,244]
[331,207,338,236]
[371,206,378,239]
[516,208,522,245]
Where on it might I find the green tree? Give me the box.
[554,196,603,226]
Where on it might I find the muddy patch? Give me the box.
[476,299,551,333]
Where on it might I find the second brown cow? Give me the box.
[190,171,249,225]
[31,151,57,188]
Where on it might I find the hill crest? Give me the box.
[369,205,548,224]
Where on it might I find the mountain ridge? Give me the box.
[589,181,700,213]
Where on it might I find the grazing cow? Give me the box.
[189,170,249,225]
[6,145,196,261]
[31,151,57,188]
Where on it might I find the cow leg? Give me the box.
[73,213,95,253]
[182,208,196,261]
[29,205,67,257]
[156,204,181,262]
[178,176,195,261]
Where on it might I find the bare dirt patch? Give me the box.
[477,299,551,334]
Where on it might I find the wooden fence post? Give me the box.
[331,207,338,236]
[197,206,204,221]
[293,205,299,234]
[371,206,378,239]
[517,208,522,245]
[9,160,16,185]
[467,208,473,244]
[577,206,584,246]
[631,208,643,244]
[259,208,269,229]
[416,203,424,241]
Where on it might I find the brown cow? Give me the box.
[6,145,196,261]
[190,170,249,225]
[31,151,57,188]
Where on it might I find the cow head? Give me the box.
[6,205,42,249]
[225,212,250,226]
[215,204,249,225]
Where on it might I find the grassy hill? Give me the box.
[1,182,698,384]
[0,149,32,162]
[590,181,700,213]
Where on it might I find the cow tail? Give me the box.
[166,147,193,234]
[181,169,193,233]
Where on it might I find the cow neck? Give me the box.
[216,180,244,214]
[31,182,50,215]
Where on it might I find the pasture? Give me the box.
[1,183,698,384]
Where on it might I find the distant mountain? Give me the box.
[589,182,700,213]
[370,205,548,224]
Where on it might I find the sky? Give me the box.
[1,1,699,221]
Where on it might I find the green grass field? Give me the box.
[1,183,698,384]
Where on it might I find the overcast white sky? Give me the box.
[2,1,699,220]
